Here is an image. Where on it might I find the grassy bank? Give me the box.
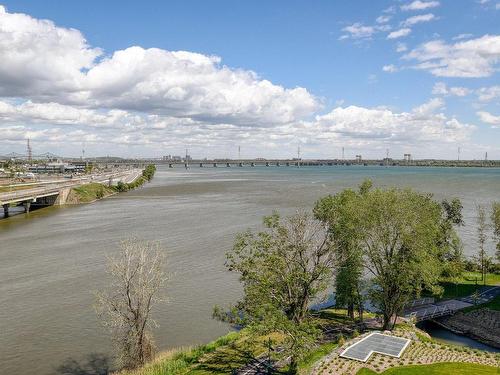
[117,331,279,375]
[357,362,499,375]
[461,295,500,313]
[70,183,116,203]
[117,307,366,375]
[115,165,156,192]
[438,272,500,300]
[70,165,156,203]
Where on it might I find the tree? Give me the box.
[361,188,448,329]
[314,183,368,321]
[475,205,490,285]
[316,183,450,331]
[214,212,335,374]
[492,202,500,263]
[439,198,465,281]
[95,239,167,370]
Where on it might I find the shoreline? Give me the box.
[0,165,156,219]
[434,309,500,349]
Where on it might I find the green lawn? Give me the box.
[357,362,499,375]
[439,272,500,299]
[461,295,500,313]
[71,183,114,203]
[119,307,364,375]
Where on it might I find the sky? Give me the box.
[0,0,499,160]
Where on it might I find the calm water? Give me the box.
[0,165,499,375]
[417,321,500,352]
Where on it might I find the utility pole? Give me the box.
[238,145,241,160]
[342,147,345,160]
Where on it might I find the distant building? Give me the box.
[162,155,183,161]
[28,162,86,173]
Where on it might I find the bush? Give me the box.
[116,181,129,192]
[337,333,345,346]
[96,186,105,199]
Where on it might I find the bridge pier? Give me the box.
[265,162,270,167]
[251,162,255,167]
[169,163,173,168]
[200,163,203,167]
[226,163,231,167]
[238,162,243,167]
[3,204,8,218]
[213,163,217,167]
[24,201,31,213]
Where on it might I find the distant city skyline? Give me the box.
[0,1,499,159]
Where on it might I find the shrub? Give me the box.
[337,333,345,346]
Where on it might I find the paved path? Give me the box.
[404,286,500,321]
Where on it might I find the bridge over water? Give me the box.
[404,286,500,322]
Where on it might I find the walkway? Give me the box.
[404,286,500,322]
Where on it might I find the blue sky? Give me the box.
[0,0,499,159]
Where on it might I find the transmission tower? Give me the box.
[297,145,301,160]
[458,147,461,161]
[238,145,241,160]
[342,147,345,160]
[27,138,32,164]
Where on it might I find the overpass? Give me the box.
[0,169,141,217]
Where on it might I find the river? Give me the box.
[0,165,499,374]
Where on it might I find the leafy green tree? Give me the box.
[316,183,451,330]
[438,198,465,280]
[475,204,491,285]
[314,183,369,321]
[360,188,446,329]
[214,212,335,374]
[492,202,500,263]
[442,198,464,226]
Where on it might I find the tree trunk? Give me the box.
[348,303,355,319]
[391,312,398,330]
[382,312,391,330]
[288,357,298,374]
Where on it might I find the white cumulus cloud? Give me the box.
[314,99,473,144]
[402,13,436,27]
[401,1,440,11]
[477,111,500,127]
[382,64,398,72]
[340,23,376,39]
[432,82,470,97]
[404,34,500,77]
[388,28,412,39]
[0,6,319,127]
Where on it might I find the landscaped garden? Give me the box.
[312,325,499,375]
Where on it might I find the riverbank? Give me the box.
[60,164,157,205]
[434,306,500,349]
